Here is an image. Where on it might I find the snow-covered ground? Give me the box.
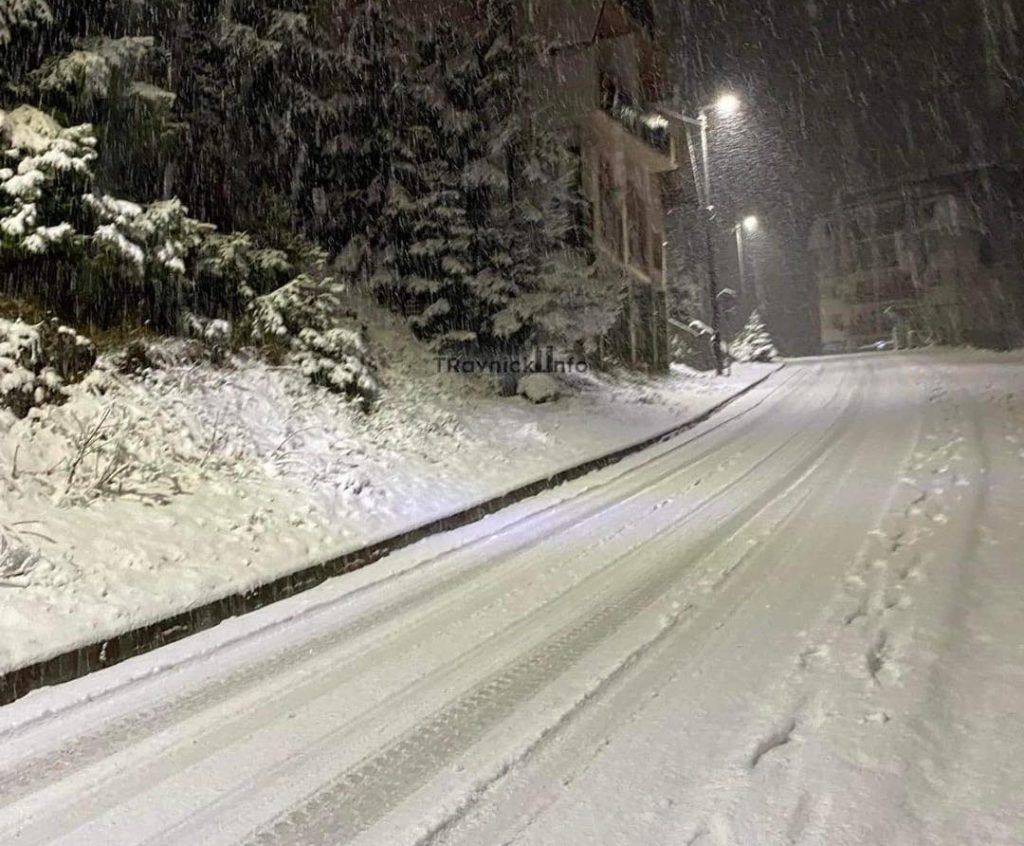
[0,305,775,673]
[0,350,1021,845]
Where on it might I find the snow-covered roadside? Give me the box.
[0,314,776,674]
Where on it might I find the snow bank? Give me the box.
[0,310,777,672]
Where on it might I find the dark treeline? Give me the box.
[0,0,613,358]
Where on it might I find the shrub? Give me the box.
[250,274,378,409]
[0,317,95,417]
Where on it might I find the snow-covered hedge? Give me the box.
[0,317,95,417]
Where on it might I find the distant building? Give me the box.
[809,168,1024,352]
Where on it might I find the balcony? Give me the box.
[599,75,674,162]
[604,100,671,156]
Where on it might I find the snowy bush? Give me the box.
[730,311,778,363]
[0,106,96,258]
[250,273,346,341]
[0,106,217,329]
[0,522,47,586]
[292,327,378,408]
[0,0,51,48]
[35,36,156,103]
[196,232,293,316]
[86,194,210,275]
[0,317,96,418]
[250,274,378,409]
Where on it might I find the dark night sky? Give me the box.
[659,0,1023,354]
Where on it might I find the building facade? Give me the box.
[810,168,1024,352]
[354,0,705,370]
[530,0,701,370]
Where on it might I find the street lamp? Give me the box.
[661,93,742,373]
[715,93,741,116]
[733,215,760,313]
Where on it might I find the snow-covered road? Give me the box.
[1,352,1022,845]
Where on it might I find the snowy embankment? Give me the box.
[0,310,775,674]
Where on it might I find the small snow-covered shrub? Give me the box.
[184,313,231,345]
[250,273,348,341]
[250,275,378,409]
[0,317,95,417]
[293,327,378,407]
[181,312,233,365]
[730,311,778,363]
[196,231,293,317]
[115,339,157,375]
[0,522,46,586]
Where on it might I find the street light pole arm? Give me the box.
[658,107,703,128]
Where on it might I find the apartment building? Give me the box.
[810,168,1024,352]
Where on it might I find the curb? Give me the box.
[0,365,784,706]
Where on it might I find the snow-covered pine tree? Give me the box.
[331,0,409,253]
[262,6,344,235]
[250,273,379,409]
[730,310,779,362]
[447,0,522,351]
[490,121,594,346]
[172,4,282,233]
[460,0,593,354]
[374,24,479,345]
[0,105,210,329]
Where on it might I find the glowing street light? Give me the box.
[715,93,741,116]
[659,92,746,373]
[741,214,759,232]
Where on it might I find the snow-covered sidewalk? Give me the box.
[0,319,776,674]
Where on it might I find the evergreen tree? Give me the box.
[457,0,590,353]
[730,310,779,362]
[374,25,478,345]
[331,0,409,251]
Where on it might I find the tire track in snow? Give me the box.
[237,370,864,845]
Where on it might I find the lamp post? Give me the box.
[734,214,759,312]
[661,93,740,374]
